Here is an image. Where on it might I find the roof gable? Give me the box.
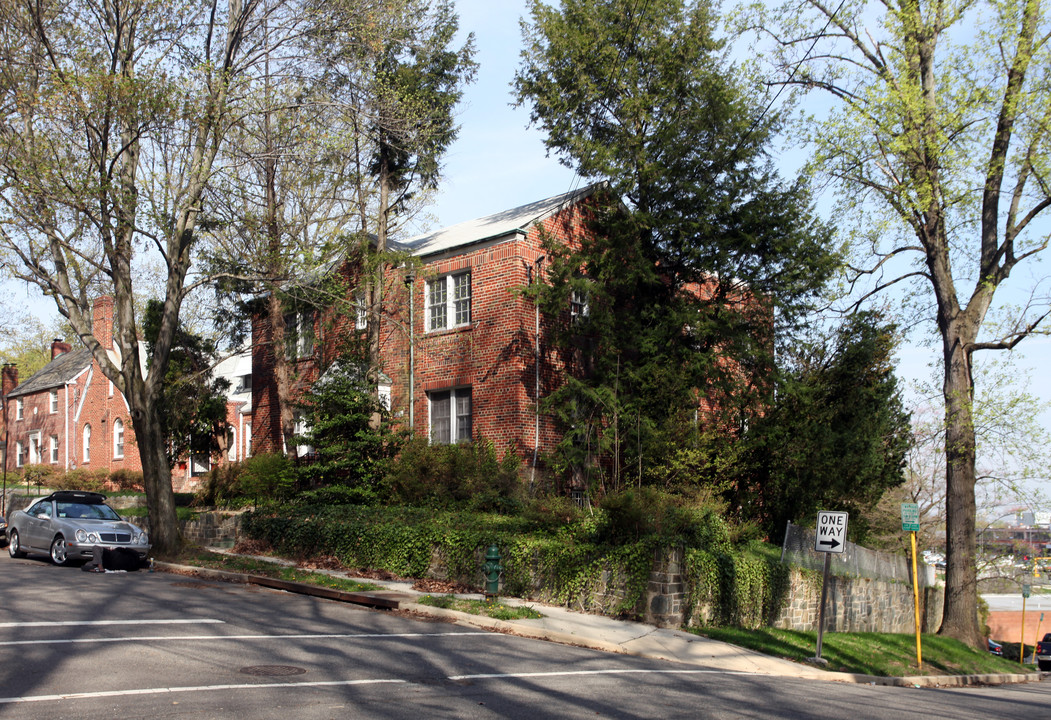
[6,348,92,398]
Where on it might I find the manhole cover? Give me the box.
[238,665,307,677]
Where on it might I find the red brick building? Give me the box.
[251,185,605,470]
[2,297,142,478]
[2,297,253,492]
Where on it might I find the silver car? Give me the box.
[7,490,150,566]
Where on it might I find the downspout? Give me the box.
[529,255,545,491]
[404,270,416,431]
[64,383,70,469]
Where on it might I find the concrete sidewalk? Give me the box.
[158,551,1043,690]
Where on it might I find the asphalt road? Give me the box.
[2,553,1049,719]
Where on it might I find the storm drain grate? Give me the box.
[238,665,307,677]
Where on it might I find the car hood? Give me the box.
[75,519,145,534]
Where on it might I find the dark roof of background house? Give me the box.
[5,348,92,399]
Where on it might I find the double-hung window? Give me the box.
[429,388,471,445]
[570,290,590,321]
[113,418,125,459]
[16,398,23,420]
[50,435,59,464]
[355,291,368,330]
[427,272,471,331]
[284,312,315,359]
[49,390,58,414]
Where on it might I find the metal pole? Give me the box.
[911,531,922,668]
[1020,594,1027,668]
[815,552,832,660]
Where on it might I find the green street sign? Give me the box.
[901,503,920,532]
[1023,584,1031,599]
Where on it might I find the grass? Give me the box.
[692,627,1029,677]
[172,547,382,594]
[417,594,544,621]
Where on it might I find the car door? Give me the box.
[22,501,53,550]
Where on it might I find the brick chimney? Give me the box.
[2,364,17,397]
[51,338,72,360]
[93,296,115,350]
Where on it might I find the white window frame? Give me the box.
[426,271,471,332]
[50,435,59,464]
[49,390,58,414]
[355,291,368,330]
[16,398,23,420]
[285,312,315,359]
[244,424,252,458]
[570,289,590,321]
[83,424,91,463]
[113,418,125,459]
[428,387,472,445]
[15,441,24,468]
[228,428,237,461]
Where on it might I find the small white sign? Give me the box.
[815,511,849,554]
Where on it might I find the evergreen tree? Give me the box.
[514,0,837,492]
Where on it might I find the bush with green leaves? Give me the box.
[384,437,524,511]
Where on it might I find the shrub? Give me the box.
[385,437,523,510]
[108,469,144,492]
[595,487,732,550]
[240,453,297,503]
[294,485,379,507]
[20,464,60,490]
[52,468,110,492]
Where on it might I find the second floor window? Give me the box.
[49,390,58,414]
[355,291,368,330]
[427,272,471,331]
[284,312,315,359]
[16,398,23,420]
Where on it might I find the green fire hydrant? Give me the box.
[481,544,503,602]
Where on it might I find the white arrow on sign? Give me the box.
[815,511,848,554]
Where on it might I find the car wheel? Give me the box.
[50,536,70,566]
[8,529,25,558]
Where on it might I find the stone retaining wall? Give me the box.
[771,567,943,633]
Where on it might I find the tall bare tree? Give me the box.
[0,0,283,553]
[750,0,1051,645]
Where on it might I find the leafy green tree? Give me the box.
[748,0,1051,645]
[142,300,230,468]
[0,313,71,379]
[514,0,837,492]
[739,312,912,544]
[294,341,402,494]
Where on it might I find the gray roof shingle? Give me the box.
[5,348,92,399]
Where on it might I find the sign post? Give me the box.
[811,511,848,664]
[901,502,922,668]
[1021,583,1031,667]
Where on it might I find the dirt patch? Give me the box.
[231,539,272,555]
[412,578,477,594]
[298,555,344,571]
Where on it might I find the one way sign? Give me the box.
[815,511,848,554]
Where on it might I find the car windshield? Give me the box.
[56,502,121,521]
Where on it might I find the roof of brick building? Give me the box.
[5,348,92,398]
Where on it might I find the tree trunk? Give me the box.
[129,396,180,555]
[937,325,984,647]
[267,292,297,457]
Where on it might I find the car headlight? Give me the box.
[76,529,87,542]
[138,533,149,545]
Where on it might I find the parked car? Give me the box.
[0,513,7,546]
[988,638,1004,656]
[6,491,150,567]
[1037,633,1051,672]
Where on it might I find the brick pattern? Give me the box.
[250,198,600,466]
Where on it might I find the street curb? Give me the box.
[153,560,1046,688]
